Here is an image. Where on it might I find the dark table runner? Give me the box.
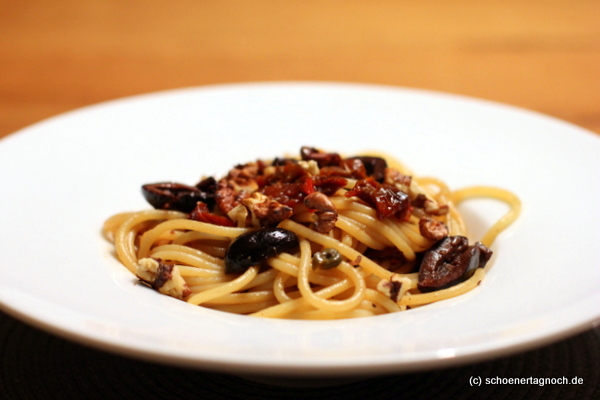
[0,310,598,399]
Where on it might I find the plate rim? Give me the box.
[1,81,599,377]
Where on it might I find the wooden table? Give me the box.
[1,0,599,140]
[1,2,600,399]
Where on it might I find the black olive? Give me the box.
[418,236,493,292]
[194,176,217,210]
[141,182,204,212]
[474,241,493,268]
[347,156,388,182]
[271,157,298,166]
[224,227,299,274]
[456,245,481,280]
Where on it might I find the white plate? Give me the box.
[0,82,599,378]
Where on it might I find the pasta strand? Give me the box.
[104,148,521,319]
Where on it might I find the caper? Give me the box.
[312,248,342,270]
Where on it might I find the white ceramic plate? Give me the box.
[1,82,599,378]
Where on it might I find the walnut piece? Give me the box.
[419,217,449,241]
[243,192,294,227]
[376,274,412,302]
[303,191,338,233]
[136,258,191,300]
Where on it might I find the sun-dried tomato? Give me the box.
[317,158,366,180]
[189,202,236,227]
[348,156,387,182]
[313,176,348,196]
[260,174,318,207]
[318,166,349,178]
[261,182,306,207]
[263,161,307,186]
[300,146,343,168]
[343,158,368,180]
[301,176,315,196]
[345,178,411,220]
[215,181,249,214]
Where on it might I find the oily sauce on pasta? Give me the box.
[103,146,520,319]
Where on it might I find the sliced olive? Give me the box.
[271,157,298,166]
[312,248,342,270]
[142,179,217,213]
[418,236,492,292]
[464,242,493,279]
[224,227,299,274]
[456,245,481,281]
[194,176,217,210]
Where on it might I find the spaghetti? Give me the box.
[102,146,520,319]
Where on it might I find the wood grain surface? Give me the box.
[1,0,599,139]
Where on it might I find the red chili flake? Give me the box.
[301,176,315,196]
[345,178,411,220]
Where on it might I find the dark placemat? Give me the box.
[0,310,598,400]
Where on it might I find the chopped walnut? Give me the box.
[136,258,191,300]
[384,167,412,193]
[419,217,449,241]
[409,180,449,215]
[384,167,449,216]
[215,179,249,214]
[376,274,411,302]
[303,191,338,233]
[227,204,249,227]
[242,192,293,227]
[297,160,320,176]
[224,163,260,193]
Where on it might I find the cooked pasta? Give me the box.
[102,146,520,319]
